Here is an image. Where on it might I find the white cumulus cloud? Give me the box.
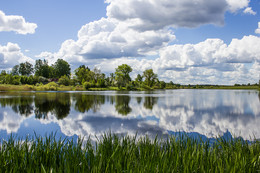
[36,0,258,84]
[226,0,249,12]
[106,0,227,30]
[0,10,37,34]
[0,42,34,70]
[37,17,175,66]
[243,7,257,15]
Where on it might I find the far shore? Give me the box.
[0,84,259,92]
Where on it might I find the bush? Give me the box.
[83,82,92,90]
[12,75,21,85]
[141,83,151,90]
[58,75,70,86]
[44,82,58,91]
[126,83,136,90]
[70,78,78,86]
[97,79,106,88]
[38,76,48,84]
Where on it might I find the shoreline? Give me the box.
[0,84,259,92]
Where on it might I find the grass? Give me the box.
[182,85,259,90]
[0,133,260,172]
[0,83,259,92]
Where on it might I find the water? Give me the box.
[0,90,260,141]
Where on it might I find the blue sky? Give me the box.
[0,0,260,84]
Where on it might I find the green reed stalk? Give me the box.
[0,133,260,172]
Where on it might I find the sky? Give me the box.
[0,0,260,85]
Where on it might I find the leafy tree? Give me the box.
[58,75,70,86]
[1,70,7,76]
[75,65,92,84]
[143,69,158,87]
[53,59,71,78]
[11,65,19,76]
[19,62,33,76]
[93,67,102,82]
[35,59,51,78]
[135,74,143,83]
[109,73,115,86]
[115,64,132,87]
[159,81,166,89]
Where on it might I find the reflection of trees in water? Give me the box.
[0,95,33,117]
[115,96,132,116]
[73,94,105,113]
[0,92,159,119]
[34,93,71,120]
[136,97,142,104]
[143,97,158,110]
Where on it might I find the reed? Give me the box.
[0,133,259,172]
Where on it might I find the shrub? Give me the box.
[58,75,70,86]
[83,82,92,90]
[12,75,21,85]
[38,76,48,84]
[44,82,58,91]
[141,83,151,90]
[126,83,136,90]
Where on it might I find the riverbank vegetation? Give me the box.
[0,59,259,91]
[0,133,259,172]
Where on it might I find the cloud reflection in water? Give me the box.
[0,90,260,140]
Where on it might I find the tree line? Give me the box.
[0,59,177,90]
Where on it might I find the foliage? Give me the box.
[135,74,143,82]
[126,83,136,91]
[75,65,91,84]
[53,59,71,78]
[44,82,58,91]
[0,133,260,172]
[4,60,260,91]
[11,65,19,75]
[143,69,158,87]
[141,83,151,90]
[18,61,34,76]
[38,76,49,84]
[159,81,166,89]
[83,81,93,90]
[58,75,70,86]
[115,64,132,87]
[35,59,52,78]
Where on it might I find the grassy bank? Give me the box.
[0,83,259,92]
[0,84,151,92]
[0,134,260,172]
[0,84,116,92]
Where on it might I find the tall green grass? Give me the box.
[0,133,260,172]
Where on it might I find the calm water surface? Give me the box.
[0,90,260,141]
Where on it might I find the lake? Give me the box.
[0,89,260,141]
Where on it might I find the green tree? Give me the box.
[19,62,33,76]
[109,73,115,86]
[11,65,19,76]
[115,64,132,87]
[35,59,51,78]
[135,74,143,83]
[75,65,92,84]
[159,81,166,89]
[58,75,70,86]
[53,59,71,78]
[143,69,158,87]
